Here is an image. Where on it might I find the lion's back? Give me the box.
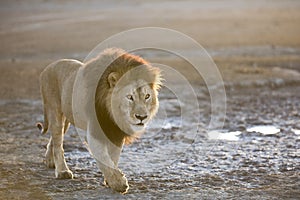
[41,59,82,83]
[40,59,83,123]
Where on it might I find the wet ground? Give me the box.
[0,81,299,199]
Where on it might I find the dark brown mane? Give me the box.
[92,48,161,146]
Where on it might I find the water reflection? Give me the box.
[291,129,300,135]
[247,125,280,135]
[207,130,241,141]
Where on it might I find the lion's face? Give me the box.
[109,78,159,136]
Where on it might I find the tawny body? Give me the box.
[37,48,162,194]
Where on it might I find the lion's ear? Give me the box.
[108,72,119,88]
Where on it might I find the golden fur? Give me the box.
[37,48,162,193]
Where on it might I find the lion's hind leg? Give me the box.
[63,119,70,134]
[49,113,73,179]
[45,116,70,169]
[45,136,55,168]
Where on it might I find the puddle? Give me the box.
[208,125,283,141]
[247,125,280,135]
[207,130,241,141]
[162,121,181,130]
[292,129,300,139]
[291,129,300,135]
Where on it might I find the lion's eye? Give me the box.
[145,94,150,100]
[126,95,134,101]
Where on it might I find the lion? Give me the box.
[36,48,162,194]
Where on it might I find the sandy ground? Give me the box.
[0,0,300,199]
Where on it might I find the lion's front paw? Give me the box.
[56,170,74,179]
[105,170,129,194]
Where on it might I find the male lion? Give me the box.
[37,48,162,193]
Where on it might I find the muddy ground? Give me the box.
[0,0,300,199]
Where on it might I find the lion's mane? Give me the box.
[84,49,161,146]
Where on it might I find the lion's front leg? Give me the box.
[97,161,129,194]
[93,144,129,194]
[87,126,128,193]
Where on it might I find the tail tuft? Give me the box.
[36,122,46,134]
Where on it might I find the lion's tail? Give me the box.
[36,122,47,134]
[36,108,48,134]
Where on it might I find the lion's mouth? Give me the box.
[136,122,144,126]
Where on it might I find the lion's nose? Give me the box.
[135,114,147,121]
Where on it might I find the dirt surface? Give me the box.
[0,0,300,199]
